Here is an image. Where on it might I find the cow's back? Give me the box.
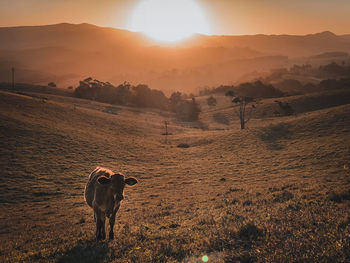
[84,167,113,207]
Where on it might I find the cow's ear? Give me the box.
[98,176,111,184]
[125,177,138,186]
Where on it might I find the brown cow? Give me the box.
[84,167,138,240]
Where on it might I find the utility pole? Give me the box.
[164,121,168,136]
[164,120,169,144]
[11,67,15,89]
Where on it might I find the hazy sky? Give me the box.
[0,0,349,35]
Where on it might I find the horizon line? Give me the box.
[1,22,349,37]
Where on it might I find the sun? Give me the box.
[129,0,211,43]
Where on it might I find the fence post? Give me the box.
[11,67,15,89]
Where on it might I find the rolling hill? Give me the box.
[0,85,349,262]
[1,23,350,92]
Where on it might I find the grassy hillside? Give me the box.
[0,89,349,262]
[198,89,350,129]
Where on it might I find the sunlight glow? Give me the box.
[129,0,211,43]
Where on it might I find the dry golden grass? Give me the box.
[0,89,349,262]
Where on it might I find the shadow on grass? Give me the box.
[328,189,350,203]
[256,123,292,150]
[55,239,109,263]
[213,113,230,125]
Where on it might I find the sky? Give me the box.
[0,0,350,35]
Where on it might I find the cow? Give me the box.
[84,167,138,240]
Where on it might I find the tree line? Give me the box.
[74,78,200,121]
[199,80,284,99]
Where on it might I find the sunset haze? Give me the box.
[1,0,350,35]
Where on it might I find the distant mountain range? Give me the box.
[0,23,349,93]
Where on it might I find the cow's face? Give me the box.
[97,173,138,202]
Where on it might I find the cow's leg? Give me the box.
[109,204,120,240]
[95,210,104,241]
[96,218,102,240]
[108,212,116,240]
[100,215,106,240]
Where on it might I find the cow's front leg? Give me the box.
[96,218,102,240]
[109,203,120,240]
[100,215,106,240]
[95,210,105,241]
[108,212,116,240]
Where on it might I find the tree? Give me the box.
[115,82,132,105]
[176,98,201,121]
[73,78,170,110]
[169,92,182,112]
[150,89,169,110]
[207,95,217,106]
[226,91,255,129]
[130,84,168,110]
[131,84,151,107]
[170,93,201,121]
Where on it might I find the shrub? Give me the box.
[48,82,56,88]
[170,93,201,121]
[176,98,201,121]
[177,143,190,148]
[207,96,217,106]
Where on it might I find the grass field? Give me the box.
[1,89,349,262]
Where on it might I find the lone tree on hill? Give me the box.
[226,91,256,129]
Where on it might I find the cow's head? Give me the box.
[97,173,138,202]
